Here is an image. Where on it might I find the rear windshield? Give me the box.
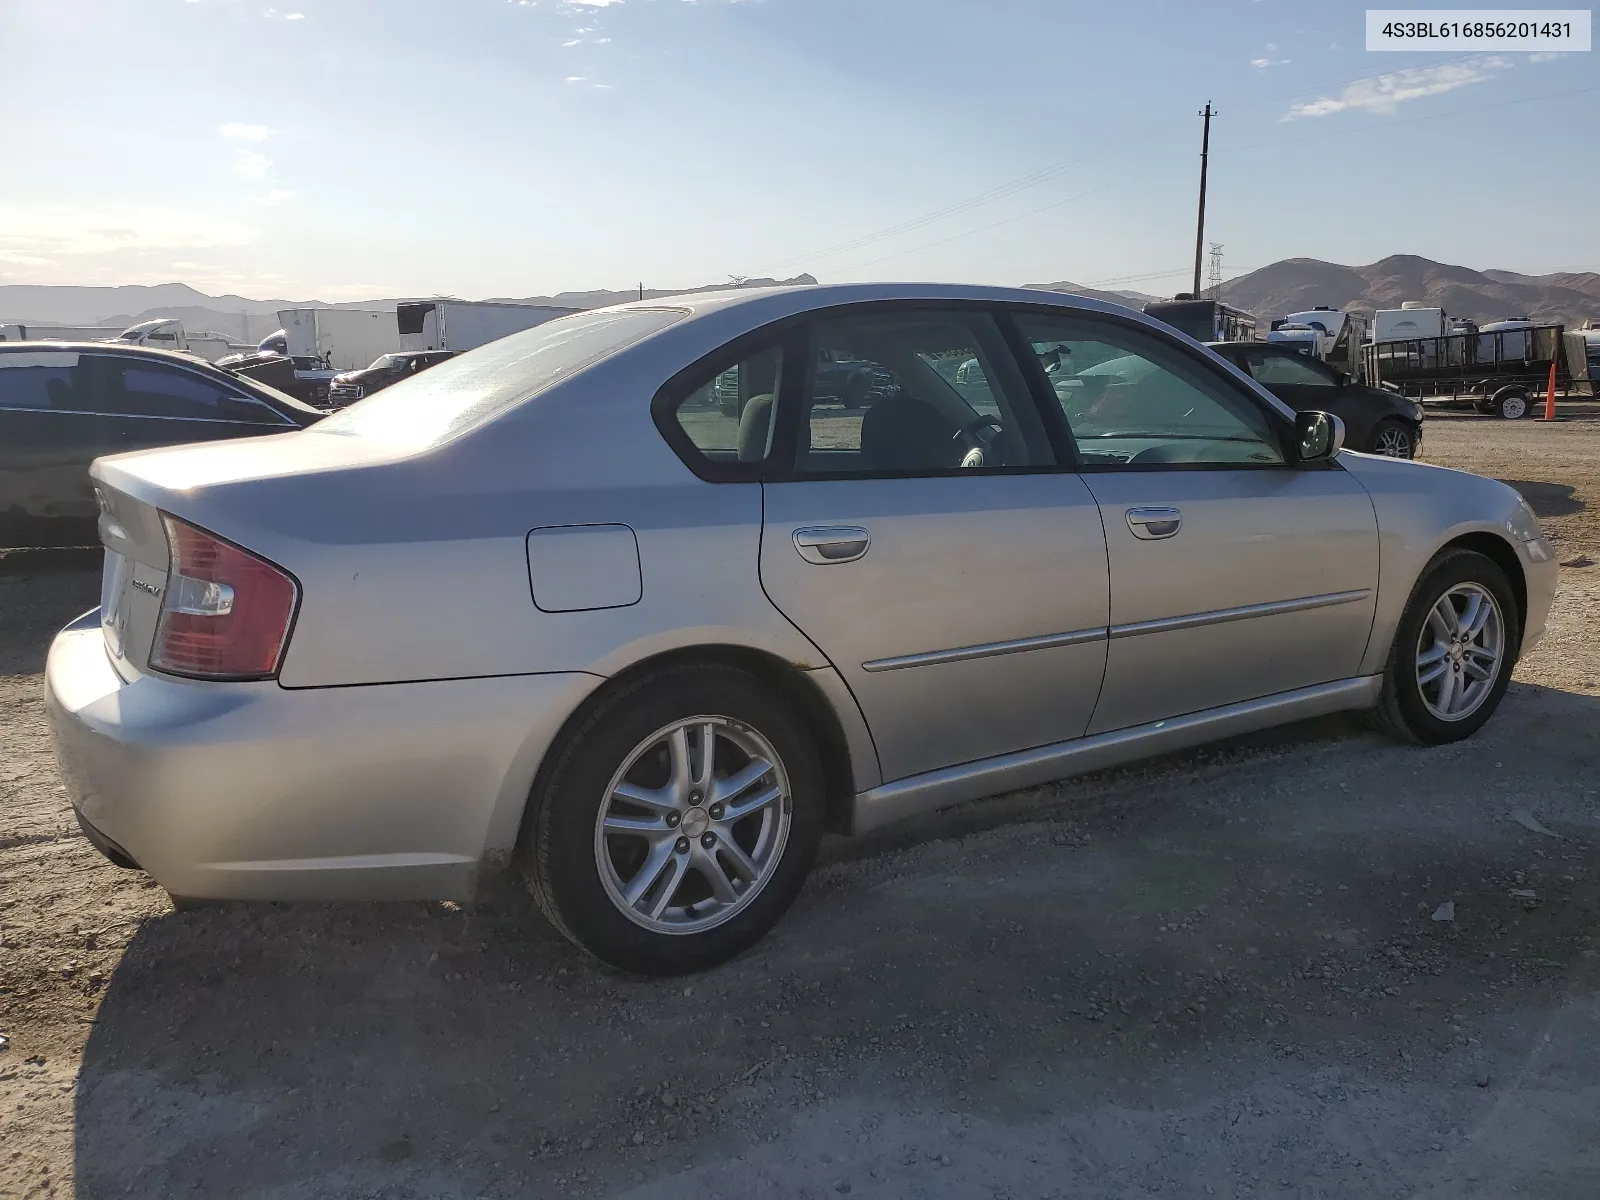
[317,307,683,445]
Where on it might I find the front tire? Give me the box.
[1369,548,1520,745]
[522,664,824,975]
[1369,418,1417,458]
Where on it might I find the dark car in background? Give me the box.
[327,350,455,409]
[219,351,338,407]
[1209,340,1424,458]
[0,342,324,547]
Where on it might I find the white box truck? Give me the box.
[1372,302,1447,343]
[277,308,398,372]
[396,300,580,353]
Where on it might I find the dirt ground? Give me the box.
[2,407,1598,1199]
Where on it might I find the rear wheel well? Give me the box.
[1440,532,1527,639]
[524,645,860,844]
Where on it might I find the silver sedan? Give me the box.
[45,283,1558,974]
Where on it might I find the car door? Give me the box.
[79,353,298,454]
[756,307,1111,783]
[1008,309,1379,735]
[0,349,121,544]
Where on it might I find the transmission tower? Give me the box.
[1205,243,1224,299]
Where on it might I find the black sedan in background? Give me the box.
[1208,341,1424,458]
[0,342,324,547]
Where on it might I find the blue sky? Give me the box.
[2,0,1596,300]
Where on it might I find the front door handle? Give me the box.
[1126,507,1182,540]
[793,526,871,565]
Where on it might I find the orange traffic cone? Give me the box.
[1542,355,1558,420]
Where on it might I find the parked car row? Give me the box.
[40,283,1554,978]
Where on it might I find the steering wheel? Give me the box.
[953,414,1004,468]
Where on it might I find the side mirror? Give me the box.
[1295,410,1345,463]
[1336,371,1351,388]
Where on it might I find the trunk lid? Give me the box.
[90,427,410,676]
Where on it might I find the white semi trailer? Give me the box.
[276,308,398,372]
[0,322,123,343]
[395,300,580,353]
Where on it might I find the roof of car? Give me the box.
[598,281,1145,323]
[0,340,229,367]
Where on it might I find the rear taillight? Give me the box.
[150,515,298,680]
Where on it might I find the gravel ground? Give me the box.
[2,408,1598,1199]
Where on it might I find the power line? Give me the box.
[833,76,1600,287]
[829,182,1120,277]
[749,52,1488,278]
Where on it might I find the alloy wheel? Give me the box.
[594,716,792,935]
[1375,426,1414,458]
[1415,583,1504,721]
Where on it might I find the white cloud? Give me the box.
[0,204,258,257]
[259,189,296,206]
[1285,57,1509,119]
[565,75,586,82]
[220,122,270,142]
[562,37,581,45]
[1251,58,1271,67]
[233,150,273,180]
[568,0,624,6]
[285,11,305,18]
[1528,51,1564,63]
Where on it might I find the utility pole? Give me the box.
[1192,102,1213,298]
[638,282,643,301]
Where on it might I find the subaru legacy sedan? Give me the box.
[46,284,1556,975]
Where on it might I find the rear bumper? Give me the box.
[45,613,601,901]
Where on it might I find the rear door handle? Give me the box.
[793,526,871,564]
[1126,507,1182,540]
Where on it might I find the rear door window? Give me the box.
[0,352,85,411]
[81,357,284,423]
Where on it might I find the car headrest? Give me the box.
[860,396,959,471]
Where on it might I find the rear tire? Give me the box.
[1368,548,1520,745]
[521,664,824,975]
[1491,386,1531,420]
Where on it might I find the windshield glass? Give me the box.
[367,353,406,370]
[316,307,684,445]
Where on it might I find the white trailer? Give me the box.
[277,308,398,372]
[1372,303,1447,343]
[0,322,123,343]
[395,300,580,353]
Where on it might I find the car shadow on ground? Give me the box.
[70,684,1600,1198]
[1500,479,1586,519]
[0,550,99,677]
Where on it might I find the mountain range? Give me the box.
[1217,255,1600,330]
[4,258,1598,343]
